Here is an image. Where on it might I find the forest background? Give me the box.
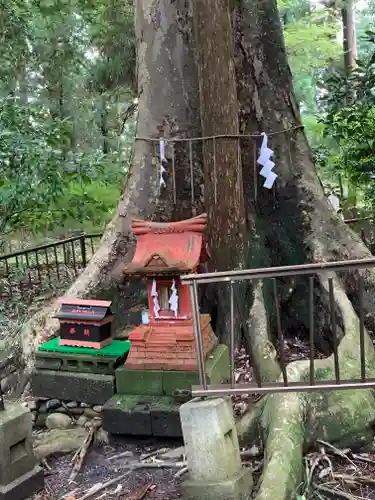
[1,0,375,254]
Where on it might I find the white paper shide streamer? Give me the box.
[159,140,167,188]
[257,132,277,189]
[168,279,179,317]
[151,279,160,318]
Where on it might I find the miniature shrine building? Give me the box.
[123,213,218,371]
[55,298,114,349]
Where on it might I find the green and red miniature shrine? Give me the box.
[31,214,229,437]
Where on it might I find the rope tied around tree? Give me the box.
[135,125,304,209]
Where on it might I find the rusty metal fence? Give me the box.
[0,233,102,302]
[182,257,375,397]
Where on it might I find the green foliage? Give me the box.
[0,0,136,241]
[0,96,67,233]
[280,1,340,112]
[317,33,375,207]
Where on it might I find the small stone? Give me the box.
[46,413,72,430]
[90,417,102,429]
[35,413,47,428]
[0,373,17,393]
[46,399,61,411]
[80,402,90,408]
[70,408,84,416]
[38,402,48,414]
[66,401,78,409]
[27,400,38,412]
[33,428,88,460]
[83,408,100,419]
[76,415,89,427]
[55,406,69,414]
[93,405,103,413]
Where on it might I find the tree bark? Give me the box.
[192,0,247,271]
[192,0,248,344]
[20,0,204,366]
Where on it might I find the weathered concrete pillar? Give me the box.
[0,403,44,499]
[180,396,253,500]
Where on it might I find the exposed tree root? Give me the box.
[238,274,375,499]
[246,280,280,383]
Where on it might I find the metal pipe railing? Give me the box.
[182,258,375,397]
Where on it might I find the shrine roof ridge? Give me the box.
[131,213,207,235]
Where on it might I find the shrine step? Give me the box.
[31,370,115,405]
[102,394,182,438]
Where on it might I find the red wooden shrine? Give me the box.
[123,213,218,371]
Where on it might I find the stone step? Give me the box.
[102,394,182,438]
[31,370,115,405]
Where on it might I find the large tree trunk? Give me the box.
[20,0,204,369]
[192,0,248,344]
[234,1,375,498]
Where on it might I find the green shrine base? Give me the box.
[35,337,131,375]
[102,345,230,438]
[115,344,230,397]
[38,337,131,357]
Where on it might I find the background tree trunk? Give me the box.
[342,0,357,75]
[20,0,204,367]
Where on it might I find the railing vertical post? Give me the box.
[229,280,235,388]
[80,234,87,268]
[189,280,207,389]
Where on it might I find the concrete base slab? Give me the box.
[102,395,152,436]
[0,465,44,500]
[102,394,182,438]
[31,370,115,405]
[181,468,253,500]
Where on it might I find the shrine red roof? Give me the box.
[124,213,209,275]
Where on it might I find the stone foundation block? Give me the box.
[115,368,163,396]
[150,396,182,438]
[102,395,152,436]
[102,394,182,438]
[0,466,44,500]
[181,468,253,500]
[31,370,115,405]
[179,396,241,482]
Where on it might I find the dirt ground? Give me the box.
[34,436,185,500]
